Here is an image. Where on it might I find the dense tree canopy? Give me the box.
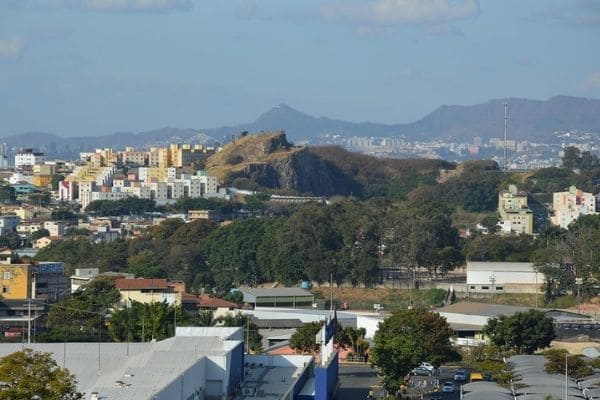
[484,310,555,354]
[371,308,459,391]
[0,349,83,400]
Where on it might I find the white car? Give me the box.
[454,370,467,381]
[420,362,435,372]
[442,382,455,393]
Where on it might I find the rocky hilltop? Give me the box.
[206,131,453,197]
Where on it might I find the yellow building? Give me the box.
[115,278,182,305]
[32,174,53,188]
[0,264,32,299]
[498,185,533,235]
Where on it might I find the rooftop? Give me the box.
[115,278,170,290]
[239,287,314,298]
[0,328,244,400]
[437,302,538,317]
[466,261,535,272]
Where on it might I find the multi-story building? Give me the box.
[115,278,183,305]
[551,186,597,229]
[0,264,33,299]
[43,221,66,237]
[0,214,20,236]
[14,149,45,169]
[121,147,148,165]
[32,261,69,303]
[497,185,533,235]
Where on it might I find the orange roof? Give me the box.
[115,278,169,290]
[197,294,238,309]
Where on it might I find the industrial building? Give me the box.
[0,325,339,400]
[466,261,544,294]
[240,288,315,309]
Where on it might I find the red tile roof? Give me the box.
[115,278,169,290]
[197,294,238,309]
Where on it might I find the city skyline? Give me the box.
[1,0,599,137]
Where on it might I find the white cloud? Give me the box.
[585,71,600,90]
[8,0,193,13]
[321,0,480,26]
[0,37,24,59]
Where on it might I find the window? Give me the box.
[2,286,8,293]
[2,272,10,280]
[481,286,489,290]
[496,286,504,291]
[469,286,475,290]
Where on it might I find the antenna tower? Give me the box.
[503,101,508,171]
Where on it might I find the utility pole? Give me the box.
[504,101,508,171]
[565,352,568,400]
[490,274,496,304]
[330,272,334,312]
[27,298,31,344]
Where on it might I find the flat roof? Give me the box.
[467,261,535,272]
[438,302,539,317]
[240,287,314,298]
[509,355,583,399]
[0,331,242,400]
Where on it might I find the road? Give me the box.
[337,363,382,400]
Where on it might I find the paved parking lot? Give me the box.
[337,363,382,399]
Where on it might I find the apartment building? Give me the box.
[551,186,597,229]
[497,185,533,235]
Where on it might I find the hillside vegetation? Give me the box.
[206,131,454,198]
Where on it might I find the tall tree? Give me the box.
[484,309,555,354]
[371,308,459,391]
[0,349,83,400]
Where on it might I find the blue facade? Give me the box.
[315,352,339,400]
[227,342,245,395]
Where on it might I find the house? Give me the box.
[182,294,239,319]
[115,278,182,305]
[70,268,100,292]
[33,236,61,249]
[0,248,13,264]
[43,221,66,237]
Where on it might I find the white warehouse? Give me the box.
[466,261,544,294]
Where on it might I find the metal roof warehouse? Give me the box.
[239,288,314,308]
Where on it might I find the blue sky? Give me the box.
[1,0,599,137]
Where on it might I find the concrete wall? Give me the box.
[356,315,384,339]
[155,357,207,400]
[467,270,542,285]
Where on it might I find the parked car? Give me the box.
[420,362,435,372]
[470,371,484,382]
[454,369,467,381]
[411,366,433,376]
[430,392,442,400]
[442,382,455,393]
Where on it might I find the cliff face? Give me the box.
[229,147,360,196]
[206,131,360,196]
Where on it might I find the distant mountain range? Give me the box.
[3,95,599,159]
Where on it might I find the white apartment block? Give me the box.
[551,186,597,229]
[15,149,45,169]
[43,221,66,237]
[81,190,130,210]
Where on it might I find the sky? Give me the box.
[0,0,599,137]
